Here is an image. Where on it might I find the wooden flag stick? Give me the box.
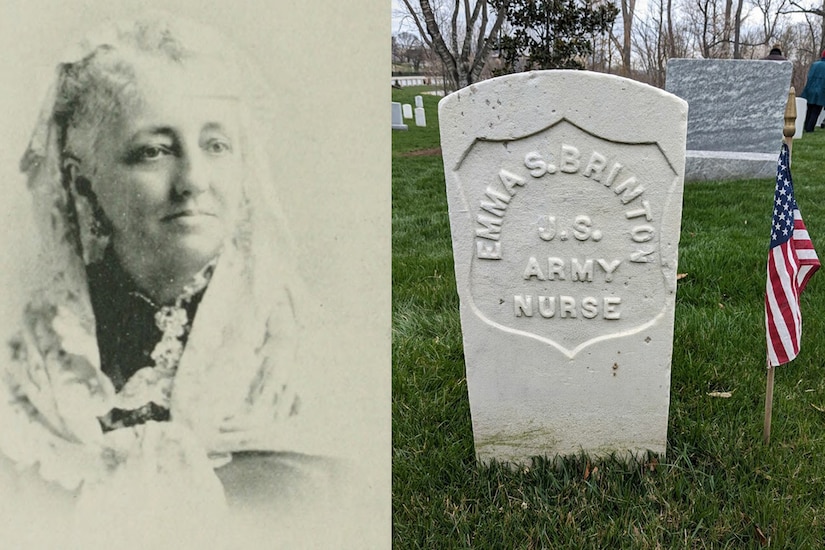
[764,89,796,446]
[784,86,796,154]
[764,362,775,445]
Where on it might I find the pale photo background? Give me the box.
[0,0,389,546]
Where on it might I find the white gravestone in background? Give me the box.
[414,107,426,127]
[795,97,807,139]
[415,95,424,109]
[403,104,413,119]
[392,101,408,131]
[439,70,688,464]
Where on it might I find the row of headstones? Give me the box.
[392,76,442,87]
[439,62,800,466]
[392,95,427,131]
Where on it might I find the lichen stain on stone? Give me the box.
[477,426,560,461]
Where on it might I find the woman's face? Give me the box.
[86,56,245,276]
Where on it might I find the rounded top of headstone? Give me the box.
[438,70,687,176]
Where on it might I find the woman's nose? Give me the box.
[173,148,210,197]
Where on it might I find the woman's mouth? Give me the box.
[162,209,216,222]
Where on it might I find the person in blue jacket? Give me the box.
[801,50,825,132]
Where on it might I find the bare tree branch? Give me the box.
[401,0,434,49]
[451,0,461,59]
[785,0,824,15]
[470,1,509,81]
[398,0,509,89]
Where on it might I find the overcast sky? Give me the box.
[392,0,807,41]
[391,0,414,35]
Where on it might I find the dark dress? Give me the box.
[85,248,341,509]
[86,247,207,429]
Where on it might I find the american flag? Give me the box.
[766,143,820,367]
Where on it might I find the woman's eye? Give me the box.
[135,145,172,162]
[205,140,232,155]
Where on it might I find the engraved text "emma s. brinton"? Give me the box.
[474,169,526,260]
[474,143,652,260]
[523,145,645,205]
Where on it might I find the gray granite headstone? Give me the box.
[439,70,687,464]
[392,101,408,131]
[402,104,413,119]
[665,59,791,181]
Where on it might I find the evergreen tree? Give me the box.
[493,0,618,72]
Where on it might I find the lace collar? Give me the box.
[90,252,219,431]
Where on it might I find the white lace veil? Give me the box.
[1,13,330,483]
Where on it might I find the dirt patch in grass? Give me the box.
[398,147,442,157]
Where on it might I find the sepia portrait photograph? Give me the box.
[0,1,389,548]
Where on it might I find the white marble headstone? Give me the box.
[403,104,413,119]
[415,95,424,109]
[414,107,426,127]
[665,59,791,181]
[795,97,807,139]
[439,70,687,464]
[392,101,408,131]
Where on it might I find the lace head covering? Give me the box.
[1,13,320,492]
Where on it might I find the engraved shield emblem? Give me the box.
[454,120,680,357]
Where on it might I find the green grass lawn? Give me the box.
[393,87,825,548]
